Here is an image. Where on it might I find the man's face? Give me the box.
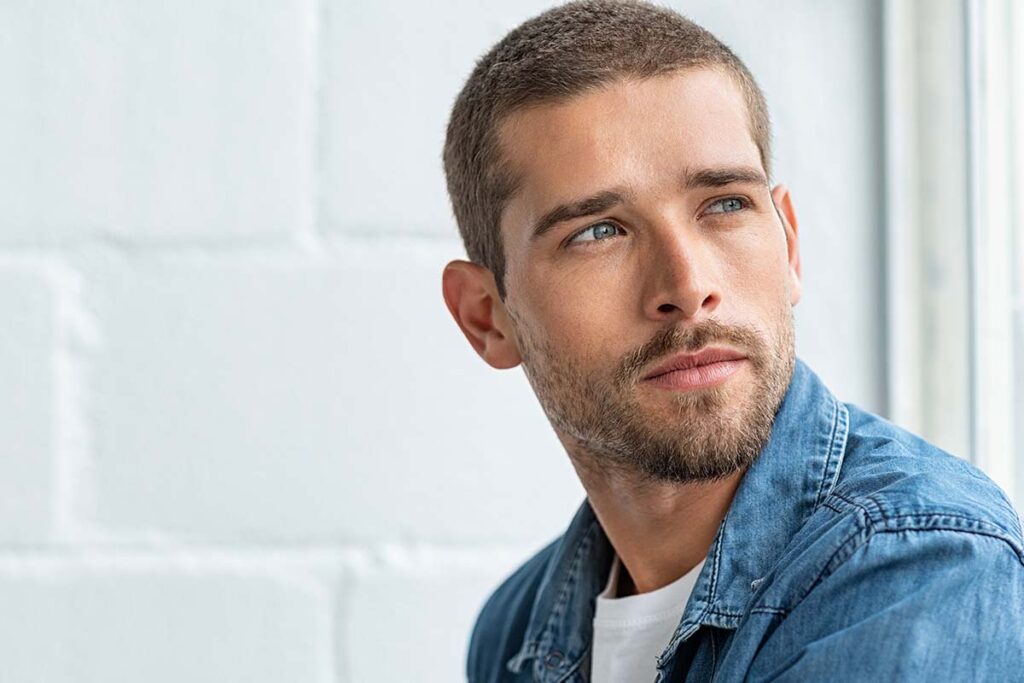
[494,67,800,484]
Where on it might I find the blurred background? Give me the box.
[1,0,1021,681]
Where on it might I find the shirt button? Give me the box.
[544,652,564,669]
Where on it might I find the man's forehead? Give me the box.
[496,68,762,244]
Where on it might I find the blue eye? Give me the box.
[705,197,747,214]
[567,221,622,245]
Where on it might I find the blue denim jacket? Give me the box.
[467,358,1024,682]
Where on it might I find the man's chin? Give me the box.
[633,379,734,416]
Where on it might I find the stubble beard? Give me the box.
[510,306,796,485]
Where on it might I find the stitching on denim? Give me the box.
[554,642,589,683]
[749,606,789,616]
[875,523,1024,563]
[707,511,728,601]
[656,517,728,661]
[659,602,713,667]
[829,489,864,509]
[864,493,890,522]
[831,490,1023,558]
[821,499,844,514]
[795,510,870,603]
[803,515,1024,606]
[532,518,599,667]
[826,403,849,495]
[830,490,873,519]
[880,512,1016,530]
[812,396,841,509]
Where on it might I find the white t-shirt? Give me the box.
[591,554,705,683]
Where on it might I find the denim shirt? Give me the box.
[467,358,1024,682]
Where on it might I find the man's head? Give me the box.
[441,0,801,485]
[443,0,773,303]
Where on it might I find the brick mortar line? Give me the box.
[0,232,462,260]
[0,542,538,579]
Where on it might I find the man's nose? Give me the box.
[641,223,722,322]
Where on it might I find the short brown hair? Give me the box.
[442,0,772,301]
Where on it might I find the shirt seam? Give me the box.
[828,490,1024,560]
[508,517,601,676]
[785,516,1024,617]
[811,396,846,509]
[540,519,598,644]
[554,641,588,683]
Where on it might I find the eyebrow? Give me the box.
[529,165,769,241]
[685,166,768,191]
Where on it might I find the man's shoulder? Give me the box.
[827,402,1023,555]
[467,536,560,683]
[756,402,1024,622]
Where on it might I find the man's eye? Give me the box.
[704,197,748,215]
[567,221,622,245]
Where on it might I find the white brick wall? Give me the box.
[0,566,327,683]
[0,1,885,681]
[0,0,315,243]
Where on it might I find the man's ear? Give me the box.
[441,260,523,369]
[771,184,802,307]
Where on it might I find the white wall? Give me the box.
[0,1,884,681]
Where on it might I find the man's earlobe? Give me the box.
[441,260,523,369]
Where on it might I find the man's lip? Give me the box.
[641,347,748,380]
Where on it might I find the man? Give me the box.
[440,1,1024,681]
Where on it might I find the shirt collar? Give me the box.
[506,357,850,680]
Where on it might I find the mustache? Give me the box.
[615,319,765,384]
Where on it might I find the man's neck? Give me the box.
[568,448,747,596]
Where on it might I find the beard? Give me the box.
[508,305,796,485]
